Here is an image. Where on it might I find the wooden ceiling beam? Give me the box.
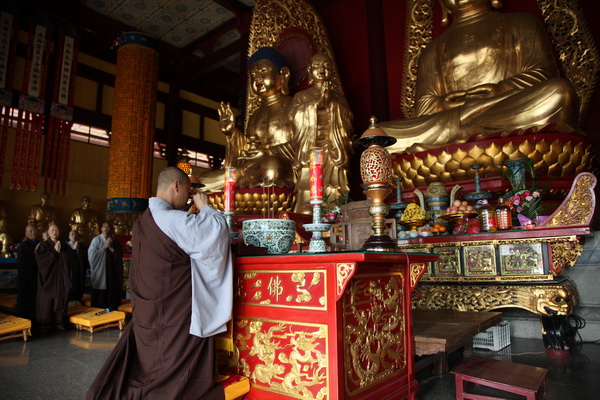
[176,39,245,85]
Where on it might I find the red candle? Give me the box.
[224,167,236,212]
[309,148,324,200]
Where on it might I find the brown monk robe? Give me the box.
[34,224,75,329]
[86,210,224,400]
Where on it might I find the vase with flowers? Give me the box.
[320,192,350,224]
[501,158,546,227]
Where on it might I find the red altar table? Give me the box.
[230,251,437,400]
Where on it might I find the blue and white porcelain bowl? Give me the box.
[242,218,296,254]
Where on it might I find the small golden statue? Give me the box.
[201,47,295,191]
[27,192,57,236]
[290,53,354,213]
[381,0,578,154]
[69,196,100,244]
[0,201,11,257]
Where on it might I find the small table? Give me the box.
[413,310,503,374]
[451,356,548,400]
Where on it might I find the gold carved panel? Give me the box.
[232,318,329,399]
[343,273,407,395]
[235,270,327,310]
[464,245,497,277]
[499,243,544,276]
[433,246,461,277]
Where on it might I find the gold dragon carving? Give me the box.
[402,0,599,124]
[343,276,406,393]
[232,318,328,399]
[412,281,578,316]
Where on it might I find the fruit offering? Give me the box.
[446,199,475,215]
[401,203,426,221]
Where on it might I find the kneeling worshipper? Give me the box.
[34,223,76,330]
[86,167,232,400]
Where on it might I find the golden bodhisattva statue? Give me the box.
[0,201,10,257]
[201,47,295,191]
[28,192,57,236]
[290,53,354,213]
[69,196,100,244]
[381,0,578,154]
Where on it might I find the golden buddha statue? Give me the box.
[200,47,295,191]
[69,196,100,244]
[381,0,578,154]
[27,192,57,235]
[290,53,354,213]
[0,201,10,257]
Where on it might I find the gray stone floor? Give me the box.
[0,327,598,399]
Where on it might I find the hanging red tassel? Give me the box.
[44,27,78,195]
[10,17,53,192]
[0,11,19,188]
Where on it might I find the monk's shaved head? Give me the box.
[157,167,190,193]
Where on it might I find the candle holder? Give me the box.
[223,167,238,242]
[303,148,330,253]
[389,177,408,235]
[355,117,397,252]
[303,200,331,253]
[463,164,492,204]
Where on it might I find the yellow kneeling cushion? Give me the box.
[69,309,126,333]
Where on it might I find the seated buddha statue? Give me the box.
[69,196,100,244]
[381,0,578,154]
[290,52,354,213]
[200,47,295,191]
[27,192,57,236]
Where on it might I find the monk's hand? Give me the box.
[466,84,502,99]
[442,90,468,109]
[54,241,61,253]
[192,191,209,211]
[73,241,78,250]
[218,102,235,134]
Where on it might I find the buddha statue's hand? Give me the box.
[442,90,468,110]
[218,101,235,134]
[466,83,504,99]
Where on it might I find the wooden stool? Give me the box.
[0,313,31,341]
[69,309,126,333]
[452,356,548,400]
